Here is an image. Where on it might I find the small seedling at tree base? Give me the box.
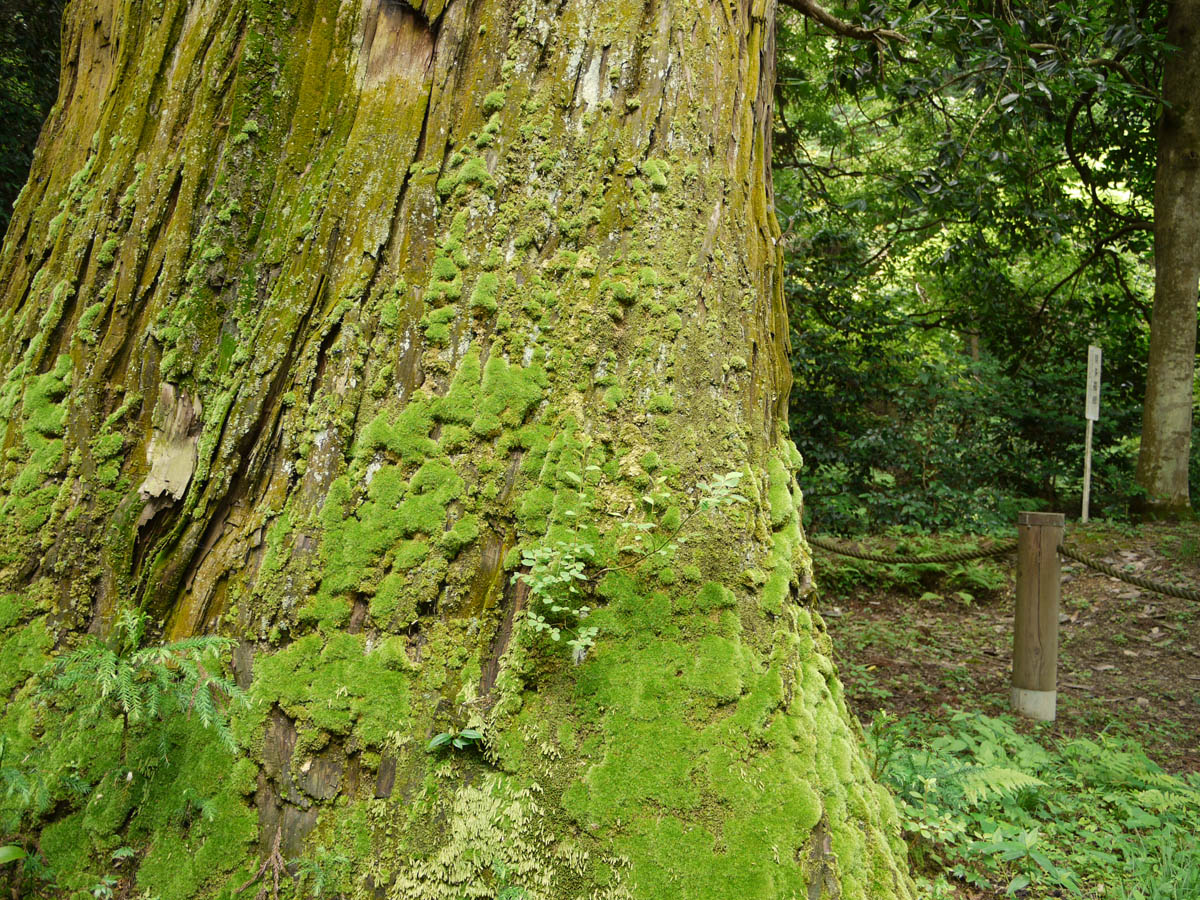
[426,728,484,752]
[516,462,748,663]
[0,845,26,866]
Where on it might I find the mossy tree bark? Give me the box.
[1136,0,1200,518]
[0,1,913,898]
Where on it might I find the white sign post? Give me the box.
[1082,345,1102,522]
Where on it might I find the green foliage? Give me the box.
[290,847,351,897]
[0,611,249,897]
[0,1,63,234]
[776,1,1180,529]
[427,728,484,753]
[868,710,1200,897]
[40,609,244,754]
[518,539,599,661]
[0,844,25,865]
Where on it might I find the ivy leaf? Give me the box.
[0,846,25,866]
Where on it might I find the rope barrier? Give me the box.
[1058,544,1200,602]
[807,534,1018,565]
[809,533,1199,601]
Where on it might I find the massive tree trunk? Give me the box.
[0,1,913,898]
[1137,0,1200,518]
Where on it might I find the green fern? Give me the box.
[868,710,1200,897]
[957,767,1045,806]
[39,609,245,756]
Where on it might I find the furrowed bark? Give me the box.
[0,1,914,898]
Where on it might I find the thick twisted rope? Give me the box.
[1058,544,1200,602]
[807,534,1018,565]
[809,532,1198,601]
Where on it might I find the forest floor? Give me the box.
[814,519,1200,897]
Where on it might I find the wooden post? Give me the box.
[1012,512,1064,721]
[1081,418,1094,523]
[1082,344,1101,523]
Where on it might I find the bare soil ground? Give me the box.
[817,520,1200,773]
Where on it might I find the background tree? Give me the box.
[1136,0,1200,517]
[0,0,63,235]
[0,1,913,898]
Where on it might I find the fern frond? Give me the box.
[958,766,1045,805]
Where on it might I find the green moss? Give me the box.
[76,301,107,343]
[440,515,480,557]
[691,633,744,705]
[370,572,418,626]
[253,631,411,746]
[767,456,793,529]
[97,237,120,267]
[426,254,464,305]
[422,309,458,348]
[128,726,257,900]
[641,159,670,192]
[441,154,496,198]
[299,594,352,629]
[603,279,637,304]
[646,393,674,414]
[472,352,547,438]
[469,271,500,315]
[40,814,93,891]
[548,250,578,274]
[317,459,460,601]
[761,562,790,615]
[482,89,507,114]
[91,430,124,460]
[439,424,472,451]
[696,581,737,612]
[359,398,438,463]
[0,616,52,695]
[433,346,482,425]
[431,255,459,281]
[457,157,495,195]
[393,539,430,571]
[24,354,72,437]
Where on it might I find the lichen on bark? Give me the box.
[0,0,914,897]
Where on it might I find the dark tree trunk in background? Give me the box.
[1137,0,1200,517]
[0,1,913,897]
[0,0,64,235]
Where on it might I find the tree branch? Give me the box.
[1032,222,1151,320]
[779,0,908,48]
[1028,43,1157,97]
[1065,90,1152,227]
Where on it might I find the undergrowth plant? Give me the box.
[514,436,747,661]
[0,610,246,893]
[290,847,351,898]
[426,727,484,753]
[867,710,1200,898]
[39,608,244,758]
